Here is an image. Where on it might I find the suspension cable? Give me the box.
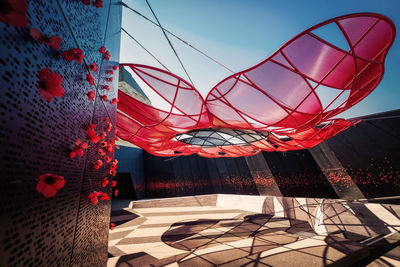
[121,27,171,72]
[120,1,235,74]
[144,0,196,86]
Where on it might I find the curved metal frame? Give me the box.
[117,13,396,157]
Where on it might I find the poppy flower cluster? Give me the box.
[0,0,28,27]
[30,28,62,50]
[36,173,65,198]
[110,159,118,176]
[102,139,117,153]
[104,117,112,132]
[98,46,106,54]
[69,139,90,158]
[87,123,102,143]
[100,132,107,139]
[98,148,106,156]
[87,73,95,85]
[92,0,103,8]
[88,62,98,72]
[111,98,119,105]
[93,159,103,170]
[88,191,109,205]
[61,48,85,64]
[88,90,95,101]
[38,68,65,102]
[98,46,110,60]
[106,122,112,132]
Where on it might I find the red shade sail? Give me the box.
[117,13,395,157]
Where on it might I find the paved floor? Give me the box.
[107,201,367,266]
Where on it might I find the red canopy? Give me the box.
[117,13,395,157]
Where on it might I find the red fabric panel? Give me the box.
[117,13,395,157]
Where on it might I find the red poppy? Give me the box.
[102,95,107,101]
[106,123,112,132]
[104,50,111,60]
[104,156,111,163]
[88,62,98,72]
[106,70,113,75]
[102,180,108,187]
[108,139,115,145]
[81,0,90,5]
[107,77,113,82]
[111,98,119,105]
[115,136,119,141]
[104,85,110,91]
[104,117,110,123]
[111,181,117,187]
[75,148,83,156]
[93,159,103,169]
[99,46,106,54]
[61,48,85,64]
[106,145,114,153]
[100,141,107,147]
[87,73,95,85]
[112,66,117,70]
[99,192,110,200]
[88,124,96,129]
[0,0,28,27]
[109,223,115,230]
[92,0,103,8]
[36,173,65,198]
[89,134,100,143]
[30,28,62,50]
[112,159,118,165]
[69,151,77,159]
[100,132,107,139]
[79,142,89,149]
[38,68,65,102]
[88,191,99,205]
[98,148,105,156]
[115,145,120,150]
[87,90,95,101]
[110,169,116,176]
[114,190,118,196]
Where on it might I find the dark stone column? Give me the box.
[309,142,365,200]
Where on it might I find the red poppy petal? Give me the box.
[39,89,52,102]
[29,28,42,40]
[38,68,50,80]
[49,36,62,50]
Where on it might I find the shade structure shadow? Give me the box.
[108,195,400,266]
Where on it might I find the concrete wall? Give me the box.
[141,110,400,200]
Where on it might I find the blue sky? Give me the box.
[120,0,400,119]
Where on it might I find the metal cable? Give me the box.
[121,1,235,74]
[121,27,171,72]
[144,0,195,86]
